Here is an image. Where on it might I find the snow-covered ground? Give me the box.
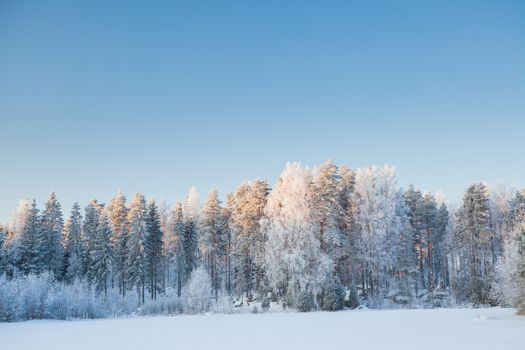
[1,308,523,350]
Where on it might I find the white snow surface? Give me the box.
[1,308,523,350]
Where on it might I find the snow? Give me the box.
[1,308,523,350]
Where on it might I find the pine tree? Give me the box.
[145,199,163,300]
[309,160,344,262]
[230,180,269,299]
[199,190,224,299]
[455,183,494,304]
[63,202,84,281]
[39,192,64,277]
[127,192,148,303]
[107,191,128,294]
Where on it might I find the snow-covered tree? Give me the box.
[351,165,404,299]
[17,200,42,275]
[82,200,101,281]
[263,162,332,307]
[145,199,163,299]
[230,179,269,298]
[39,192,64,276]
[63,202,83,281]
[172,201,185,297]
[455,183,494,304]
[183,265,212,314]
[107,191,128,293]
[90,212,112,294]
[126,192,148,303]
[181,188,200,287]
[199,190,225,299]
[309,160,345,262]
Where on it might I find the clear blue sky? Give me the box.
[1,0,524,221]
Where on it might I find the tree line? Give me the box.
[0,160,524,318]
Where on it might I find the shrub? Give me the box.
[296,290,315,312]
[321,279,345,311]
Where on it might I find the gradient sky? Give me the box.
[1,0,524,222]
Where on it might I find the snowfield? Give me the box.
[1,308,523,350]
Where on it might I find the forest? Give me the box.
[0,160,524,321]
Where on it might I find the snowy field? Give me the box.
[1,308,523,350]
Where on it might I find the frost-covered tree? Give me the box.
[455,183,494,304]
[351,165,404,299]
[5,199,32,275]
[17,200,42,275]
[183,265,212,314]
[181,188,200,287]
[107,191,128,293]
[82,200,101,281]
[309,160,345,262]
[199,190,225,299]
[90,212,112,294]
[145,199,163,300]
[263,162,332,307]
[39,192,64,277]
[230,180,269,298]
[0,225,7,274]
[127,192,148,303]
[515,226,525,314]
[172,201,185,297]
[63,202,83,281]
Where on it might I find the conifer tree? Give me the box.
[199,190,224,299]
[107,191,128,294]
[82,200,101,281]
[90,212,112,295]
[181,188,200,287]
[127,192,148,303]
[63,202,84,281]
[18,200,41,274]
[145,199,163,299]
[39,192,64,276]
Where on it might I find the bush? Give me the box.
[296,290,315,312]
[321,280,345,311]
[183,266,212,314]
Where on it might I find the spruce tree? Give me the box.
[82,200,101,282]
[63,202,84,281]
[127,192,148,303]
[39,192,64,276]
[145,199,163,299]
[90,212,112,294]
[18,200,41,274]
[181,188,200,288]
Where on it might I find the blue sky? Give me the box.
[0,0,524,221]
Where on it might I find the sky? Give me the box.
[0,0,524,222]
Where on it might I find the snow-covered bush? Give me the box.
[321,279,345,311]
[139,293,181,316]
[0,273,107,321]
[183,266,212,314]
[211,292,235,314]
[296,290,315,312]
